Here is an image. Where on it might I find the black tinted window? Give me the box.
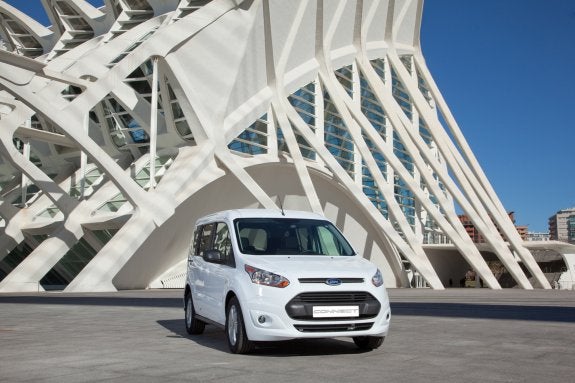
[198,223,214,257]
[213,222,234,266]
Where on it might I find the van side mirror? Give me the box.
[204,249,223,263]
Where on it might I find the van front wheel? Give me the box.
[225,297,254,354]
[353,336,384,350]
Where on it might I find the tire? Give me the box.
[225,297,254,354]
[185,292,205,335]
[353,336,385,350]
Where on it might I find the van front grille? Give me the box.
[285,291,380,320]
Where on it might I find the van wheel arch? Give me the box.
[225,291,237,311]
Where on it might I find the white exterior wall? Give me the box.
[0,0,552,292]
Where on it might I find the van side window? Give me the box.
[190,228,199,257]
[213,222,235,267]
[198,223,214,257]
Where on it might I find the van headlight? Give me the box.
[245,265,290,288]
[371,269,384,287]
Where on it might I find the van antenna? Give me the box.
[279,197,285,216]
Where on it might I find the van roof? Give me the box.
[195,209,327,226]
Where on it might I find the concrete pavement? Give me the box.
[1,288,574,382]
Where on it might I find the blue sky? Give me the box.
[4,0,574,232]
[421,0,575,231]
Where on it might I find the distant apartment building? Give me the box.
[525,232,551,242]
[548,207,575,244]
[569,216,575,243]
[459,212,527,243]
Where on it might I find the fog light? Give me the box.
[258,315,267,324]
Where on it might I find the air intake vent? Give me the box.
[294,322,374,333]
[298,278,364,284]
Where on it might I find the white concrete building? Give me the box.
[0,0,566,292]
[526,232,550,242]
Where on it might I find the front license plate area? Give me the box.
[312,306,359,318]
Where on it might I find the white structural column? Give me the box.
[20,119,31,207]
[317,69,444,288]
[355,53,505,287]
[272,106,323,214]
[79,112,89,199]
[310,2,443,289]
[400,51,548,288]
[266,0,323,215]
[383,51,532,289]
[285,97,441,288]
[215,150,278,210]
[312,0,442,288]
[344,56,501,288]
[0,64,174,227]
[0,104,78,216]
[149,56,159,190]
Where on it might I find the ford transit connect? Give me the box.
[184,209,391,353]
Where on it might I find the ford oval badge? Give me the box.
[325,278,342,286]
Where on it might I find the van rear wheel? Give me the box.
[185,292,205,335]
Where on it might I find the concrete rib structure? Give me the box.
[0,0,558,292]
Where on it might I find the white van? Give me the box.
[184,209,391,354]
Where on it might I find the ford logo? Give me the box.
[325,278,342,286]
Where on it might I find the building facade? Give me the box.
[549,207,575,244]
[458,212,527,243]
[0,0,554,292]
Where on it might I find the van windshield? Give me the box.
[234,218,355,256]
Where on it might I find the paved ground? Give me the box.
[1,288,574,383]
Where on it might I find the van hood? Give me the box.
[241,255,377,279]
